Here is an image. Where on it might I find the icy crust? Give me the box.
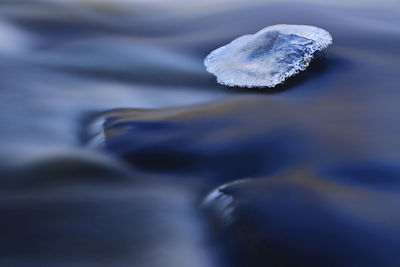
[204,24,332,88]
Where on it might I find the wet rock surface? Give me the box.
[86,92,400,185]
[203,169,400,267]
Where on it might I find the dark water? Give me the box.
[1,0,400,266]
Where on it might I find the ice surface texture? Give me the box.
[204,24,332,88]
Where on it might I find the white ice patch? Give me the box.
[204,24,332,88]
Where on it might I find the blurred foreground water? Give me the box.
[0,0,400,266]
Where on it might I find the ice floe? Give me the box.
[204,24,332,88]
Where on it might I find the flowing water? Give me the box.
[0,0,400,266]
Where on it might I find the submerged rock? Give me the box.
[204,24,332,88]
[202,168,400,267]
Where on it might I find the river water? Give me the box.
[0,0,399,266]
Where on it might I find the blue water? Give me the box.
[0,1,400,266]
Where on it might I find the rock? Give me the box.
[204,24,332,88]
[202,169,400,267]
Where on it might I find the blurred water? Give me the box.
[0,0,400,266]
[0,0,399,165]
